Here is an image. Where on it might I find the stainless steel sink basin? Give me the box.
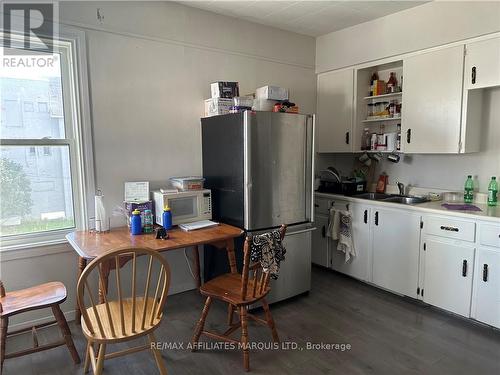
[382,196,429,205]
[353,193,429,205]
[352,192,393,200]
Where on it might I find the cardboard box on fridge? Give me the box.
[210,82,239,99]
[255,85,289,101]
[204,98,233,117]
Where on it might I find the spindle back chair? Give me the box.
[192,225,287,371]
[77,247,171,375]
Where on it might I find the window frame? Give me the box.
[0,26,94,252]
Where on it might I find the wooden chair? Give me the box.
[0,280,80,374]
[77,247,171,375]
[192,225,287,371]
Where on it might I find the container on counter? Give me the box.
[143,209,154,234]
[131,209,142,235]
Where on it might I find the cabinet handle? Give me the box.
[345,131,350,144]
[322,225,326,238]
[375,211,379,226]
[314,204,319,208]
[483,264,488,282]
[440,225,459,232]
[471,66,476,84]
[364,209,368,224]
[462,260,468,277]
[406,129,411,144]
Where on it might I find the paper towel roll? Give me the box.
[95,195,109,232]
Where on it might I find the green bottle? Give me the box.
[464,175,474,204]
[488,177,498,206]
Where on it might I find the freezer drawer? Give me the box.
[263,225,313,305]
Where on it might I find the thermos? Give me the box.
[162,206,172,230]
[131,209,142,235]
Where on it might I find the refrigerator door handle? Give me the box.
[243,112,252,229]
[286,227,316,236]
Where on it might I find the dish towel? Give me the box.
[250,229,286,279]
[327,208,356,263]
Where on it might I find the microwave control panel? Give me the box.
[201,191,212,215]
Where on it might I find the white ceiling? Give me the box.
[178,1,427,37]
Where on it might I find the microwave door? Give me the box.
[169,196,198,224]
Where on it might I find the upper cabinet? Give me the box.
[316,69,353,153]
[401,46,465,154]
[465,37,500,89]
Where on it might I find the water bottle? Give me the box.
[131,209,142,235]
[464,175,474,204]
[162,206,172,230]
[143,209,154,233]
[488,176,498,206]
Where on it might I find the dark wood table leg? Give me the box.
[75,257,87,325]
[226,238,237,274]
[192,246,201,288]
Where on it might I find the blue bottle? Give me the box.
[162,206,172,230]
[131,209,142,235]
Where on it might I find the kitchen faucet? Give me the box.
[397,182,405,196]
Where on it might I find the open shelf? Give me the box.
[362,117,402,123]
[364,92,402,100]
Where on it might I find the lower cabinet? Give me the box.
[472,247,500,327]
[423,237,475,317]
[311,215,330,267]
[371,207,421,298]
[331,202,371,282]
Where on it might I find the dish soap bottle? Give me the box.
[464,175,474,204]
[488,177,498,206]
[131,209,142,235]
[162,205,172,230]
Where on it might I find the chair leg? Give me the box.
[227,304,235,326]
[191,296,212,351]
[51,305,81,364]
[148,332,167,375]
[240,306,249,372]
[95,343,106,375]
[0,317,8,375]
[262,298,279,343]
[83,340,91,374]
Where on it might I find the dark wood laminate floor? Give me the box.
[4,266,500,374]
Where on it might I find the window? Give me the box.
[0,31,93,250]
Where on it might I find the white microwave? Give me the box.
[153,189,212,226]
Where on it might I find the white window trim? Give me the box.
[0,26,95,253]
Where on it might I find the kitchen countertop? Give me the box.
[315,192,500,224]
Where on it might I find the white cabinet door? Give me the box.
[316,69,353,152]
[401,45,465,153]
[473,247,500,328]
[311,215,330,267]
[331,203,371,281]
[465,37,500,89]
[423,237,475,317]
[372,208,421,297]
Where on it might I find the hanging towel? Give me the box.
[336,210,356,263]
[327,207,356,263]
[250,229,286,279]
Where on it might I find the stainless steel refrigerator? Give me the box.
[201,110,314,304]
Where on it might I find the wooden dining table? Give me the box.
[66,223,244,324]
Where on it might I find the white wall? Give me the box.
[315,1,500,193]
[316,1,500,73]
[1,1,316,328]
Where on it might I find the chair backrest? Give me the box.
[241,225,287,301]
[77,247,171,340]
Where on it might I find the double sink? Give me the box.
[353,192,429,205]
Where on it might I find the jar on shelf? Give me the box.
[367,103,375,118]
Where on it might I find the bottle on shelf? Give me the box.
[369,72,379,96]
[488,177,498,206]
[464,175,474,204]
[396,124,401,151]
[387,72,398,93]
